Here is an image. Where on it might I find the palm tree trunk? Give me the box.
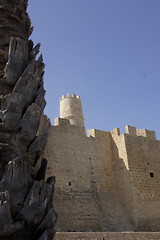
[0,0,31,97]
[0,1,56,239]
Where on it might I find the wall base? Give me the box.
[55,232,160,240]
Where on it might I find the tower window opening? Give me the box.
[69,182,71,186]
[149,172,154,178]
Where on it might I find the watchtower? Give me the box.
[60,93,85,128]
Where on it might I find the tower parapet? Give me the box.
[60,93,85,128]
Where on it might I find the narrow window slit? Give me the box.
[149,172,154,178]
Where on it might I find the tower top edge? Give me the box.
[60,93,80,100]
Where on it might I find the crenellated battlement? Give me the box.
[109,125,156,140]
[60,93,80,101]
[125,125,156,140]
[54,117,70,126]
[87,129,110,139]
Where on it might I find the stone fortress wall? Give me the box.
[44,94,160,238]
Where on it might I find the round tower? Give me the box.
[60,93,85,128]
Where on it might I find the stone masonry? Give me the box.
[44,94,160,238]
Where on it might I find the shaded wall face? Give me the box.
[124,134,160,231]
[111,129,160,231]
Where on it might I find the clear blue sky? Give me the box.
[28,0,160,139]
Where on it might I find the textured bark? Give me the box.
[0,1,56,240]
